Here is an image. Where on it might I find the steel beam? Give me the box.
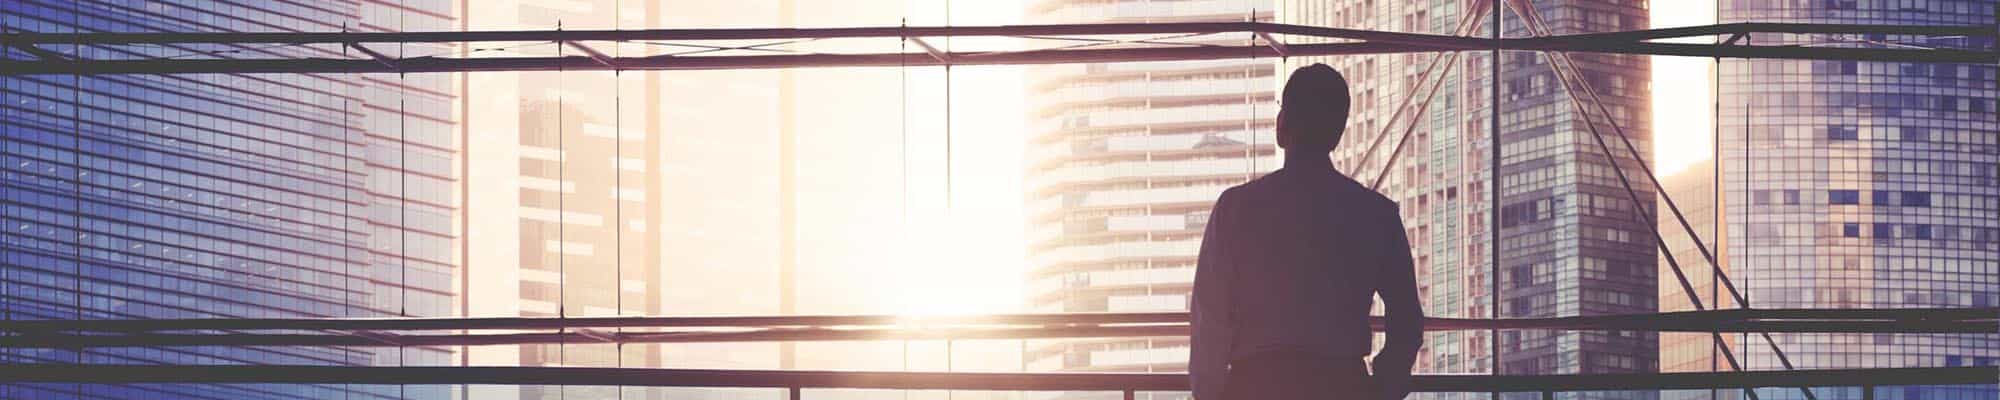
[1,308,1988,333]
[0,23,1990,75]
[0,365,1989,393]
[1,318,1991,349]
[6,22,1982,48]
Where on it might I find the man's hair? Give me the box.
[1278,63,1351,152]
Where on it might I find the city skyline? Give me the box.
[1286,5,1661,400]
[1,1,1995,399]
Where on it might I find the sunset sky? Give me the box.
[471,1,1728,322]
[1648,0,1720,176]
[890,0,1727,315]
[718,0,1723,317]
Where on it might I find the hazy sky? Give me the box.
[1649,1,1719,176]
[478,1,1725,322]
[456,0,1731,375]
[842,0,1724,314]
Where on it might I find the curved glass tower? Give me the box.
[1022,0,1277,375]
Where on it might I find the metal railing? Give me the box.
[0,308,1991,349]
[0,365,1992,399]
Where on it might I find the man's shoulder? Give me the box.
[1223,170,1396,206]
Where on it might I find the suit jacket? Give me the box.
[1188,165,1424,400]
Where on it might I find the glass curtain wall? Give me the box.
[2,1,461,399]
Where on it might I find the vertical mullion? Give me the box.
[1487,0,1504,398]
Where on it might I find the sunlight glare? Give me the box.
[888,210,1021,316]
[1649,1,1719,177]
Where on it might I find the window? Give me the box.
[1842,223,1860,238]
[1873,223,1895,238]
[1872,190,1895,205]
[1901,191,1931,207]
[1827,125,1858,140]
[1901,127,1930,142]
[1829,190,1860,205]
[1908,224,1932,240]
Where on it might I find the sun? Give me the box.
[885,211,1023,317]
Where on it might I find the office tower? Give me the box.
[461,1,662,398]
[1022,0,1278,373]
[1656,159,1737,379]
[1279,0,1658,386]
[0,1,459,399]
[1704,1,1999,398]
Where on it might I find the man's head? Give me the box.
[1276,63,1351,153]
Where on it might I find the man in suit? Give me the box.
[1188,63,1424,400]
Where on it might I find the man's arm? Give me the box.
[1371,203,1424,400]
[1189,191,1236,400]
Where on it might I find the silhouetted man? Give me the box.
[1189,63,1424,400]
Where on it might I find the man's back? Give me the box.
[1188,166,1423,400]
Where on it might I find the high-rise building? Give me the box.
[461,1,663,398]
[1656,159,1737,380]
[1686,1,2000,398]
[1022,0,1278,374]
[1,1,460,399]
[1279,0,1659,389]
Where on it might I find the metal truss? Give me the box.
[0,308,1989,349]
[0,365,1991,395]
[0,22,1992,75]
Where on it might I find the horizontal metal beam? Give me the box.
[0,22,1467,46]
[0,326,1186,348]
[0,23,1990,75]
[3,308,1991,333]
[0,318,1989,349]
[0,311,1193,332]
[1,42,1987,76]
[0,366,1990,393]
[1531,22,1998,44]
[0,42,1407,75]
[4,22,1986,47]
[0,309,1988,349]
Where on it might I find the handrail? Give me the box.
[0,365,1991,394]
[0,309,1989,349]
[1,308,1990,333]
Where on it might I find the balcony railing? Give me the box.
[0,309,1990,349]
[0,363,1992,399]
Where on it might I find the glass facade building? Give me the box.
[1657,159,1737,379]
[2,1,459,399]
[1673,0,2000,399]
[460,1,663,399]
[1022,0,1278,375]
[1281,0,1659,393]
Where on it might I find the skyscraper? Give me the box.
[1687,1,1999,398]
[1022,0,1278,374]
[1,1,459,399]
[1656,159,1736,379]
[1280,0,1658,387]
[461,1,663,398]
